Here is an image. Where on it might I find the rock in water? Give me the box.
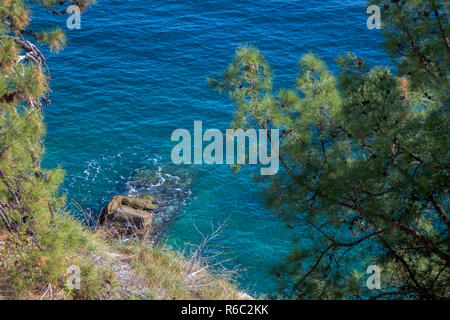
[121,196,158,211]
[97,195,158,237]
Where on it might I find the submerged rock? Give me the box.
[124,164,193,237]
[97,195,158,236]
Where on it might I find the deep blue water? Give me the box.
[37,0,388,295]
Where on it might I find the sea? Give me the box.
[35,0,389,295]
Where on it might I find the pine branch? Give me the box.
[35,0,68,15]
[430,0,450,55]
[394,2,439,83]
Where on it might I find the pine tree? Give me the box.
[209,0,449,299]
[0,0,95,292]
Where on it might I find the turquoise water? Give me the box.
[37,0,388,295]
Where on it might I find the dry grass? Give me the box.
[0,215,253,300]
[112,239,251,300]
[104,219,252,300]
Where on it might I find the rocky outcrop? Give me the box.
[97,195,158,236]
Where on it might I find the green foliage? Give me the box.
[368,0,449,97]
[210,1,449,300]
[38,28,67,53]
[2,212,113,299]
[0,0,103,298]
